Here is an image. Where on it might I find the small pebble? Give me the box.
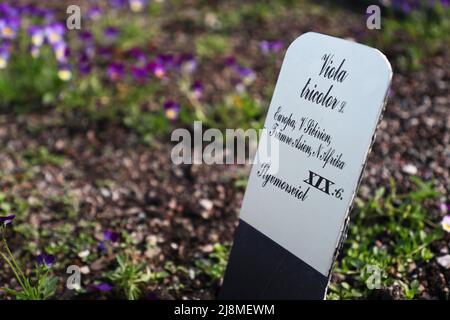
[436,255,450,269]
[402,164,418,175]
[200,199,213,211]
[80,266,90,274]
[78,250,90,258]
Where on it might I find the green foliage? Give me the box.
[22,146,65,167]
[0,228,57,300]
[195,34,231,58]
[0,192,29,221]
[107,253,151,300]
[0,35,64,111]
[208,93,265,131]
[328,178,444,300]
[196,243,230,282]
[373,4,450,70]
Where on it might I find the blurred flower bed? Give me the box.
[0,1,276,143]
[0,0,449,300]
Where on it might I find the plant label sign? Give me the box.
[219,32,392,299]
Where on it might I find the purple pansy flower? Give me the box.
[104,27,120,42]
[36,253,55,266]
[103,230,119,243]
[0,3,18,17]
[0,16,20,40]
[191,80,203,100]
[164,100,181,121]
[45,22,65,45]
[57,63,72,81]
[97,241,107,253]
[52,41,70,63]
[28,25,45,47]
[235,66,256,85]
[177,54,197,74]
[259,40,270,54]
[268,40,283,52]
[98,230,119,254]
[147,61,166,79]
[131,65,148,82]
[78,30,94,43]
[92,282,114,292]
[442,215,450,233]
[224,55,237,67]
[78,52,92,74]
[109,0,127,8]
[259,40,284,55]
[107,62,125,81]
[86,5,102,20]
[128,47,146,62]
[0,214,15,225]
[157,54,175,68]
[97,46,113,59]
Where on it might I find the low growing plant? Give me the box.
[0,217,58,300]
[328,178,444,299]
[107,253,152,300]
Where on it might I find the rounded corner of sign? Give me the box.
[296,31,319,40]
[286,32,318,51]
[372,48,393,80]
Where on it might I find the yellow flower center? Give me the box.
[2,27,13,37]
[32,34,44,46]
[0,57,7,69]
[58,69,72,81]
[56,47,66,60]
[155,69,165,79]
[49,33,61,44]
[443,221,450,232]
[130,1,144,12]
[165,109,177,120]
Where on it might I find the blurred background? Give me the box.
[0,0,448,300]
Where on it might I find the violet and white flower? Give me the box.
[235,66,256,85]
[52,41,70,63]
[0,42,10,69]
[0,16,20,40]
[107,62,125,81]
[28,25,45,47]
[45,22,65,45]
[147,61,166,79]
[191,80,203,100]
[178,54,197,74]
[164,100,181,121]
[129,0,148,13]
[0,214,15,225]
[36,253,55,266]
[57,64,72,81]
[441,215,450,233]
